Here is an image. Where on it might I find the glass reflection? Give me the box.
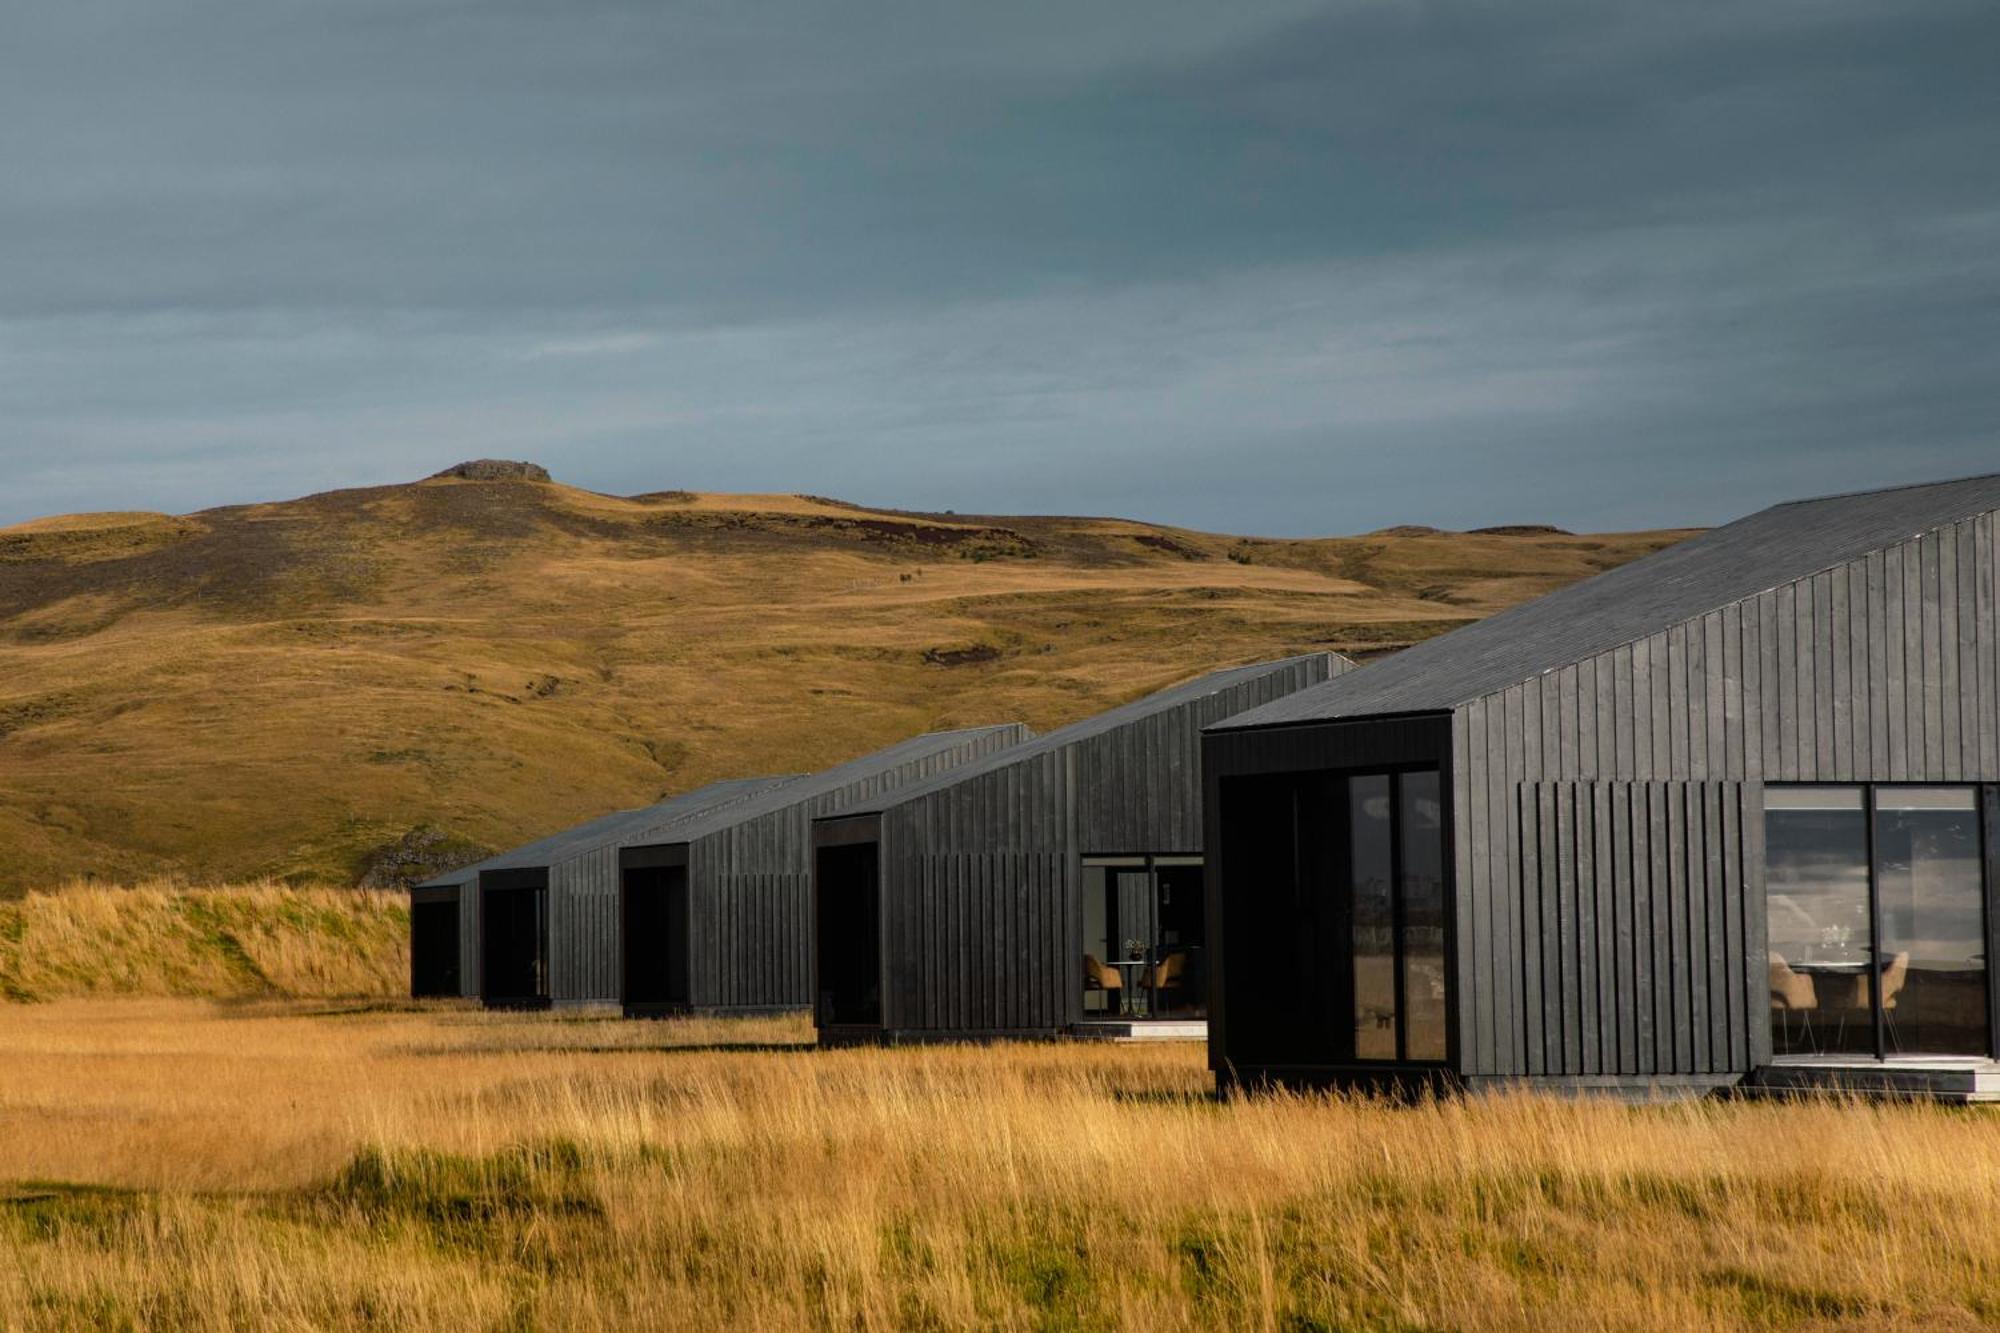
[1350,775,1397,1060]
[1766,785,1991,1059]
[1874,788,1987,1056]
[1765,787,1873,1056]
[1400,771,1448,1061]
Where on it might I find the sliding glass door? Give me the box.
[1345,770,1447,1063]
[1766,785,1990,1058]
[1080,855,1206,1020]
[1214,767,1450,1066]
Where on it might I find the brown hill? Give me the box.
[0,468,1695,892]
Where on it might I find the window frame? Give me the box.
[1764,781,1995,1061]
[1215,762,1457,1072]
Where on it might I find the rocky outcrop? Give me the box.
[354,825,494,889]
[429,460,552,483]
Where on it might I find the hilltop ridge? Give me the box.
[0,466,1693,891]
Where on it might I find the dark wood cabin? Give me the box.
[615,724,1030,1015]
[810,655,1350,1043]
[1206,474,2000,1100]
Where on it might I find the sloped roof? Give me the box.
[617,724,1030,849]
[1217,472,2000,729]
[822,655,1340,818]
[412,775,797,889]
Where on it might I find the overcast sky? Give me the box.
[3,1,1997,535]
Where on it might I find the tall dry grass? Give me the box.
[0,880,406,1001]
[1,1001,1996,1330]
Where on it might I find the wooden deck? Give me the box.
[1070,1019,1208,1042]
[1744,1056,2000,1103]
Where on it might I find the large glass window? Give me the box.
[1350,776,1397,1059]
[1217,767,1451,1066]
[1766,787,1875,1056]
[1080,856,1206,1020]
[1349,769,1448,1064]
[1400,771,1449,1062]
[1875,789,1987,1056]
[1766,785,1989,1059]
[1153,858,1207,1020]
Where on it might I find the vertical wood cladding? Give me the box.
[1447,513,2000,1078]
[866,656,1343,1037]
[548,846,620,1004]
[457,880,480,997]
[879,749,1075,1033]
[588,725,1030,1012]
[1501,780,1750,1078]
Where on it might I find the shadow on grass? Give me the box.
[391,1039,816,1058]
[2,1181,151,1246]
[1109,1088,1223,1108]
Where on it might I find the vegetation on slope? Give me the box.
[0,882,407,1001]
[0,1003,1992,1329]
[0,467,1694,890]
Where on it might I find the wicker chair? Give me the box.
[1150,950,1187,1014]
[1857,951,1912,1051]
[1768,952,1819,1051]
[1083,954,1123,1015]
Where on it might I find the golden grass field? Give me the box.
[0,472,1692,891]
[0,883,1992,1330]
[2,995,1998,1331]
[0,880,406,1003]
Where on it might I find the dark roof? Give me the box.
[1218,471,2000,729]
[617,724,1030,849]
[412,775,798,889]
[821,655,1340,818]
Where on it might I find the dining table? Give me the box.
[1108,958,1151,1015]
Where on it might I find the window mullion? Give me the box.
[1865,785,1885,1061]
[1390,771,1409,1063]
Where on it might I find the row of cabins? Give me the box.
[413,655,1343,1038]
[416,473,2000,1099]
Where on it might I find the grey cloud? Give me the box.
[1,1,1997,533]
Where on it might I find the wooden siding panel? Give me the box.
[1828,569,1851,778]
[1556,784,1582,1072]
[1460,704,1494,1075]
[1705,611,1728,784]
[1981,515,1999,775]
[1775,582,1799,781]
[1886,542,1908,779]
[1756,590,1780,779]
[1610,783,1635,1074]
[1811,570,1835,781]
[1847,560,1871,779]
[1944,524,1965,779]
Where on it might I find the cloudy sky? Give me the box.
[4,1,1997,534]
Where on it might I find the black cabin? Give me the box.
[1206,474,2000,1100]
[811,655,1348,1043]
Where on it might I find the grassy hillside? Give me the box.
[0,882,407,1001]
[0,467,1693,890]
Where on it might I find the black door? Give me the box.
[815,842,882,1026]
[480,883,548,1006]
[410,898,461,997]
[622,865,690,1012]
